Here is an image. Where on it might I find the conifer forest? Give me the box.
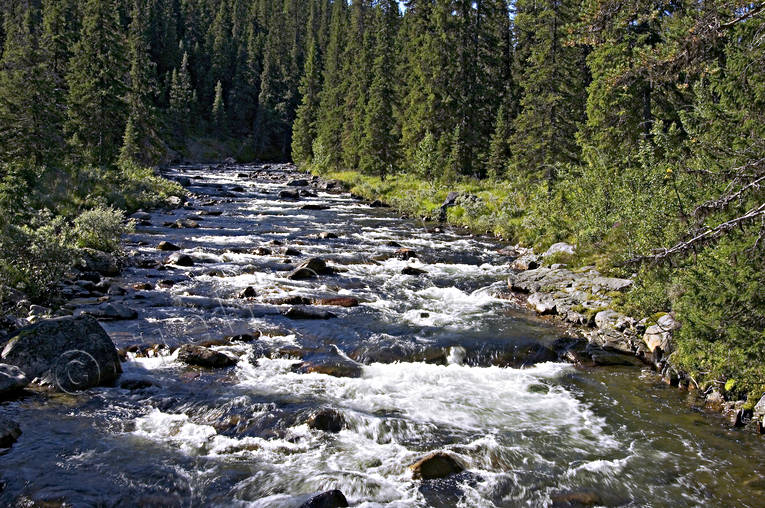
[0,1,764,506]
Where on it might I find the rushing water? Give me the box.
[1,164,764,507]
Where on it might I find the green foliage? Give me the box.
[73,205,134,253]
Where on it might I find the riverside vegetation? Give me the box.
[0,0,763,422]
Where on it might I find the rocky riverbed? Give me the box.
[0,162,764,506]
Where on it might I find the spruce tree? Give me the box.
[292,37,322,166]
[486,104,511,179]
[66,0,128,167]
[211,80,226,134]
[0,1,63,165]
[359,0,399,178]
[169,51,195,137]
[121,0,163,166]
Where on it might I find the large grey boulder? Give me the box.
[0,363,29,398]
[0,417,21,448]
[543,242,575,258]
[753,394,765,420]
[643,314,680,355]
[1,316,121,392]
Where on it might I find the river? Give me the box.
[1,163,763,507]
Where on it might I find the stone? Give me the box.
[402,266,427,276]
[312,297,359,308]
[318,231,338,239]
[1,316,121,391]
[590,350,641,367]
[753,394,765,420]
[550,491,602,507]
[594,309,631,331]
[395,248,417,261]
[409,452,465,480]
[643,314,680,355]
[169,219,199,229]
[79,249,120,276]
[132,211,151,221]
[512,254,540,271]
[132,282,154,291]
[266,296,313,306]
[369,200,389,208]
[289,258,332,280]
[299,490,349,508]
[0,363,29,398]
[527,293,557,315]
[252,247,272,256]
[157,241,181,251]
[238,286,257,299]
[543,242,575,258]
[302,204,330,211]
[705,390,726,412]
[0,417,22,448]
[176,345,236,368]
[294,352,362,378]
[167,253,195,267]
[306,408,345,433]
[287,178,309,187]
[283,307,337,320]
[74,303,138,321]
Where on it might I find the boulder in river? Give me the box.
[312,297,359,308]
[238,286,257,299]
[0,363,29,398]
[167,253,195,267]
[318,231,338,239]
[402,266,427,276]
[550,490,603,507]
[74,303,138,321]
[176,345,236,368]
[306,408,346,433]
[511,254,540,271]
[642,314,680,356]
[299,490,349,508]
[288,258,333,280]
[78,248,120,276]
[283,307,337,320]
[294,351,362,378]
[409,452,465,480]
[1,316,121,391]
[279,189,300,199]
[395,248,417,261]
[157,241,182,251]
[302,204,330,211]
[0,417,22,448]
[287,178,310,187]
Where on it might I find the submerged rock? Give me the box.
[402,266,427,276]
[294,351,362,378]
[299,490,349,508]
[312,297,359,308]
[176,345,236,368]
[306,408,345,433]
[287,178,309,187]
[74,303,138,321]
[288,258,333,280]
[238,286,257,299]
[0,363,29,398]
[0,417,22,448]
[395,248,418,261]
[550,490,603,507]
[283,307,337,320]
[1,316,121,391]
[302,204,330,211]
[157,241,181,251]
[167,253,195,267]
[409,452,465,480]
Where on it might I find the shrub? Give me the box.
[73,205,134,253]
[0,211,74,303]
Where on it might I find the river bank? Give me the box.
[1,162,764,506]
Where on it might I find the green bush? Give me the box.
[0,211,74,303]
[73,205,134,253]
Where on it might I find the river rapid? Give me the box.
[1,164,763,507]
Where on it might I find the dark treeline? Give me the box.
[0,1,763,399]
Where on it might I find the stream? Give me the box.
[1,164,764,507]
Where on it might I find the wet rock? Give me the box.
[753,394,765,421]
[279,189,300,200]
[1,316,121,391]
[252,247,272,255]
[0,417,22,448]
[370,199,389,208]
[318,231,338,239]
[231,185,244,192]
[551,337,590,363]
[302,204,330,211]
[643,314,680,355]
[78,248,120,276]
[299,490,349,508]
[543,242,576,258]
[157,241,182,251]
[300,189,318,197]
[511,254,540,271]
[289,258,333,280]
[284,247,302,256]
[158,279,176,288]
[395,248,417,261]
[287,178,310,187]
[312,297,359,308]
[176,345,236,368]
[75,303,138,321]
[283,307,337,320]
[705,390,726,412]
[226,332,261,342]
[107,285,126,296]
[306,408,345,433]
[527,293,557,315]
[550,491,603,507]
[0,363,29,398]
[167,253,195,267]
[589,349,641,367]
[409,452,465,480]
[168,219,200,229]
[266,296,313,306]
[132,211,151,221]
[238,286,257,299]
[132,282,154,291]
[402,266,427,276]
[294,351,362,378]
[200,210,223,216]
[120,378,154,390]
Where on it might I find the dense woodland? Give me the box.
[0,0,763,400]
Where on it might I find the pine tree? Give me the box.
[121,0,163,166]
[359,0,399,178]
[292,37,322,166]
[0,1,64,165]
[66,0,128,166]
[509,0,588,184]
[169,51,195,137]
[211,79,226,134]
[486,104,511,179]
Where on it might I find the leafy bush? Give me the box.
[0,211,74,303]
[73,205,134,253]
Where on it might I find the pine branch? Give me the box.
[693,172,765,219]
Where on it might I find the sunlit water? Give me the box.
[1,164,763,507]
